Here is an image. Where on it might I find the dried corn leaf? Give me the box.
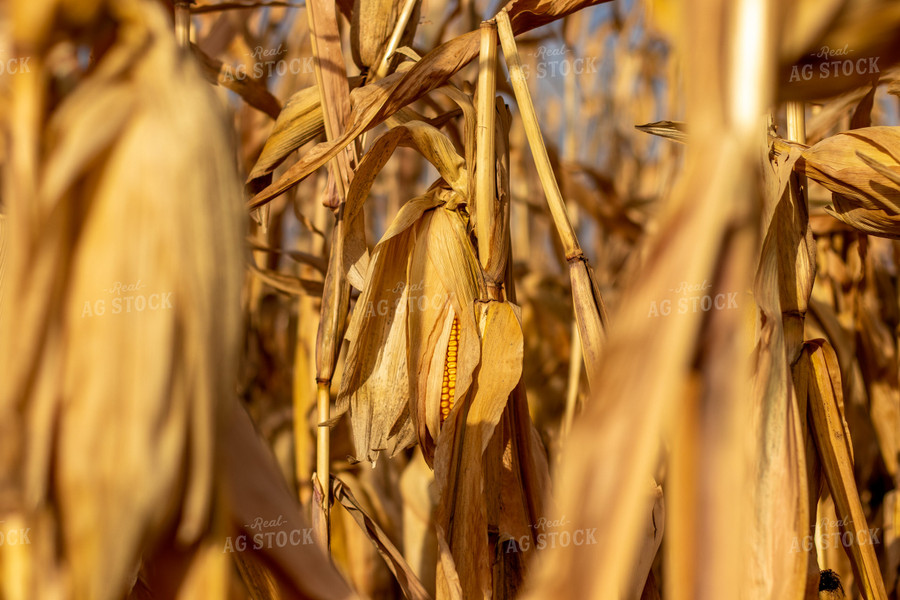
[306,0,356,204]
[248,241,328,274]
[827,197,900,239]
[801,127,900,238]
[222,401,358,599]
[635,119,807,158]
[342,120,467,290]
[802,127,900,213]
[333,477,432,600]
[249,0,612,209]
[248,84,327,181]
[249,264,325,296]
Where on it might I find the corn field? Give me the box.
[2,0,900,598]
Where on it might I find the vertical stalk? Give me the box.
[786,102,806,145]
[312,224,349,552]
[784,100,809,363]
[315,379,330,527]
[306,0,357,551]
[497,9,607,387]
[174,1,192,48]
[293,200,329,507]
[475,21,499,290]
[786,100,822,597]
[495,10,581,261]
[372,0,420,81]
[562,41,582,439]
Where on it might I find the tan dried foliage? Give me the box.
[4,0,900,598]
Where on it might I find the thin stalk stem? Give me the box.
[174,1,192,47]
[305,0,356,553]
[562,40,582,430]
[314,380,331,549]
[562,320,582,439]
[373,0,420,81]
[475,22,498,277]
[495,10,582,260]
[786,102,806,145]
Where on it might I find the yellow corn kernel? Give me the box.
[440,317,460,424]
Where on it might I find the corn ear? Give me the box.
[440,317,460,424]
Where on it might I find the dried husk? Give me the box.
[800,126,900,238]
[432,301,523,600]
[406,204,484,464]
[351,0,420,70]
[336,191,442,464]
[0,1,243,596]
[336,189,483,465]
[335,101,477,465]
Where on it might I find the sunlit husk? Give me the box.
[337,187,483,465]
[0,1,243,597]
[350,0,420,70]
[801,127,900,238]
[407,204,483,463]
